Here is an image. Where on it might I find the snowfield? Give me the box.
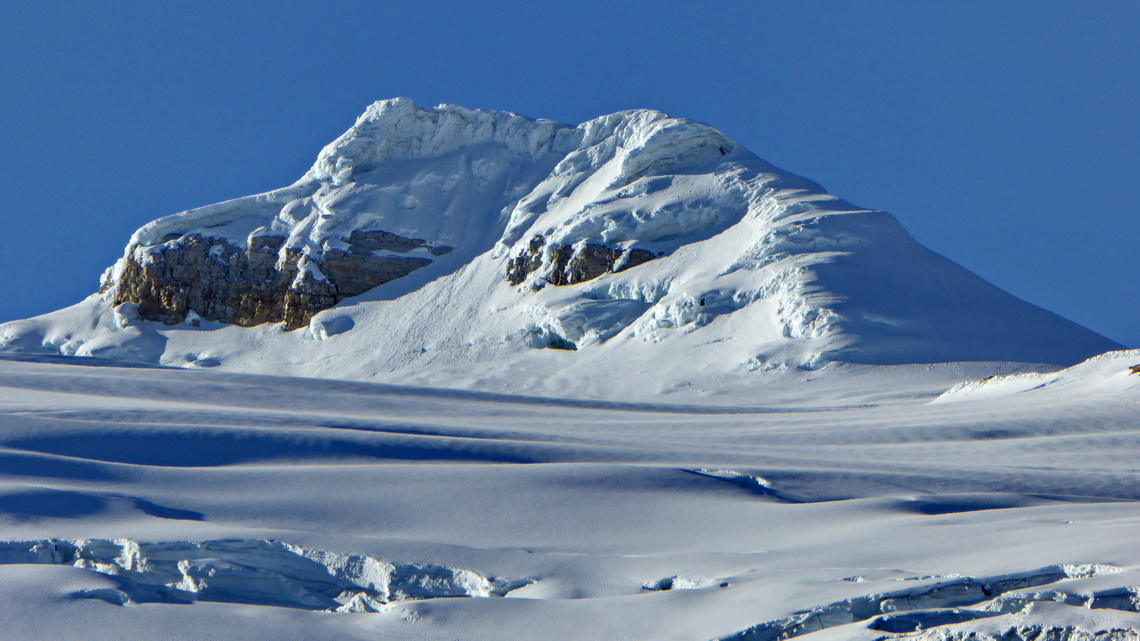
[0,100,1135,639]
[0,352,1137,640]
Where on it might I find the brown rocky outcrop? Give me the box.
[107,231,450,330]
[506,234,656,287]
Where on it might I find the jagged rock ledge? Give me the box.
[106,230,451,330]
[506,234,657,288]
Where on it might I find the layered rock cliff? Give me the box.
[505,235,657,288]
[106,230,448,330]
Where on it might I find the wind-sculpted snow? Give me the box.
[684,468,804,502]
[0,99,1121,393]
[0,538,529,612]
[0,356,1137,640]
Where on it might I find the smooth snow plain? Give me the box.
[0,350,1137,640]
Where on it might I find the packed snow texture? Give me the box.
[0,99,1122,398]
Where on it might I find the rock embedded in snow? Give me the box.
[505,234,657,287]
[108,230,444,329]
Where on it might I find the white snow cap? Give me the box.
[307,98,575,185]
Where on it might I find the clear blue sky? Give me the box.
[2,1,1136,346]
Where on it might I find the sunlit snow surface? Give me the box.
[0,99,1135,639]
[0,352,1137,640]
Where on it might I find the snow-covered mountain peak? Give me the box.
[305,98,739,194]
[0,99,1122,397]
[306,98,575,186]
[572,106,737,171]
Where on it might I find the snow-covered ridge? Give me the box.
[307,97,575,185]
[126,98,736,253]
[934,349,1140,403]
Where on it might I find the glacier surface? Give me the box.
[0,353,1137,639]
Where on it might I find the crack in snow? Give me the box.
[719,565,1135,641]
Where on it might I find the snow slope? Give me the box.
[0,354,1137,640]
[0,99,1121,399]
[935,349,1140,403]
